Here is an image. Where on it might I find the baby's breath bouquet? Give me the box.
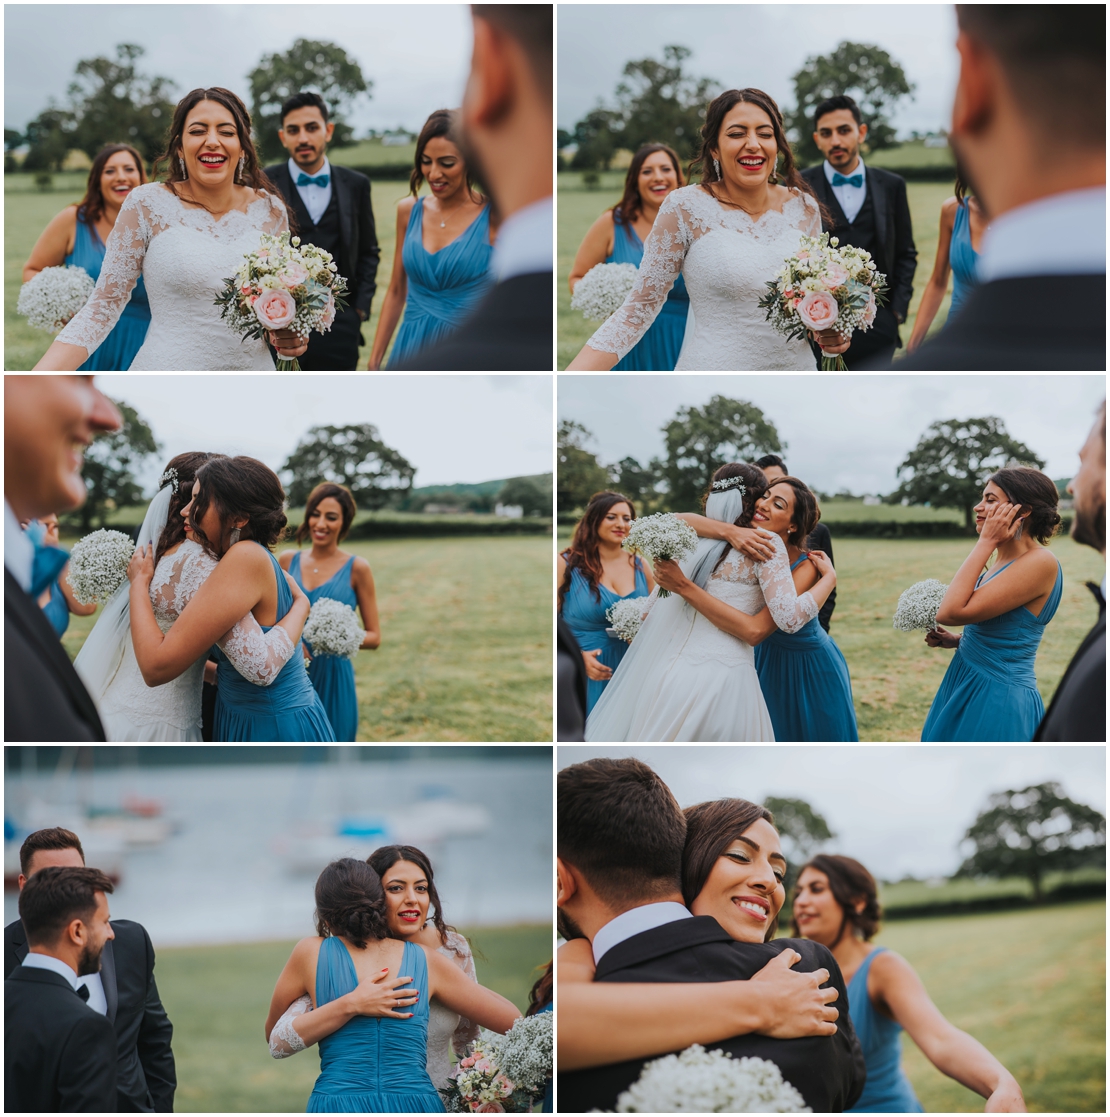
[302,598,364,659]
[622,514,699,598]
[615,1045,811,1113]
[215,231,349,371]
[606,596,651,643]
[17,265,96,332]
[441,1013,551,1112]
[66,529,136,605]
[570,262,639,321]
[892,579,949,633]
[758,232,888,370]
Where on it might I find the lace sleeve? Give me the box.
[262,191,291,235]
[587,193,690,359]
[217,612,297,686]
[269,994,312,1058]
[443,931,480,1055]
[797,191,822,236]
[757,535,818,634]
[56,190,150,353]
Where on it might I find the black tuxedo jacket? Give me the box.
[805,521,836,629]
[6,919,176,1112]
[557,617,588,741]
[265,162,380,319]
[5,964,118,1112]
[1035,583,1105,740]
[557,917,866,1113]
[894,274,1106,370]
[391,271,553,370]
[801,164,917,332]
[5,566,105,741]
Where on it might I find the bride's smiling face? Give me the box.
[180,100,243,186]
[691,818,786,942]
[712,102,778,189]
[380,860,431,938]
[753,482,797,543]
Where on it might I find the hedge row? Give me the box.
[336,163,415,182]
[883,878,1104,921]
[345,516,551,539]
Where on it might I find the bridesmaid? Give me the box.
[22,143,152,370]
[369,109,494,369]
[558,491,654,716]
[33,514,96,637]
[568,144,689,370]
[922,467,1063,742]
[279,483,381,741]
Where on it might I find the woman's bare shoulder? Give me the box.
[396,195,417,217]
[277,549,295,570]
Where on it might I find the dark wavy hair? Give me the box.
[526,960,553,1015]
[410,108,482,202]
[294,482,357,545]
[76,144,147,229]
[791,854,882,944]
[559,491,637,611]
[704,463,768,576]
[19,866,114,947]
[367,844,455,946]
[19,827,84,875]
[763,476,821,548]
[314,857,390,949]
[190,456,288,557]
[613,143,685,226]
[156,451,225,559]
[987,466,1062,545]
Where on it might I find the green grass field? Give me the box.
[557,173,955,369]
[59,536,552,741]
[811,499,964,524]
[152,924,552,1112]
[879,868,1105,911]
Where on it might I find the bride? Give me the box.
[35,87,308,371]
[567,88,851,371]
[585,463,837,742]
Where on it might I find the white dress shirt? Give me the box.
[20,952,109,1014]
[288,156,334,226]
[824,157,867,224]
[5,499,33,592]
[977,187,1106,284]
[592,901,692,965]
[491,195,553,282]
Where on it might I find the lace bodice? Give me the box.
[589,184,821,370]
[56,183,288,370]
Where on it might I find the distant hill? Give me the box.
[409,473,552,498]
[402,473,552,513]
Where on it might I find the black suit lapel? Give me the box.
[332,167,354,266]
[101,935,118,1023]
[866,167,890,274]
[809,169,844,229]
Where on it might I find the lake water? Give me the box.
[5,756,553,946]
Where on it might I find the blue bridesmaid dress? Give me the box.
[213,547,336,742]
[608,206,689,371]
[290,552,360,741]
[753,556,859,741]
[948,198,979,319]
[387,198,493,367]
[560,554,649,716]
[42,579,71,638]
[64,208,150,371]
[921,558,1063,742]
[846,948,923,1113]
[307,937,444,1113]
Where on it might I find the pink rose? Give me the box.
[797,290,839,331]
[320,291,336,332]
[861,293,877,328]
[254,288,296,329]
[280,261,309,288]
[475,1105,505,1113]
[824,262,848,287]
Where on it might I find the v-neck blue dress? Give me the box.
[387,198,493,367]
[291,551,360,741]
[921,557,1063,741]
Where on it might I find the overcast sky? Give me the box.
[5,4,472,135]
[558,375,1105,496]
[558,3,959,137]
[95,374,552,494]
[558,745,1106,881]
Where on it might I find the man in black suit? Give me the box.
[897,6,1104,370]
[801,95,917,370]
[557,617,588,741]
[6,827,177,1112]
[557,757,865,1113]
[393,5,552,370]
[6,865,119,1112]
[5,376,119,741]
[1037,401,1105,740]
[265,92,380,370]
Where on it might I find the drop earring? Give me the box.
[237,155,245,182]
[713,157,721,180]
[179,156,187,180]
[1015,520,1024,541]
[229,527,241,546]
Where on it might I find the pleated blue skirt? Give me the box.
[307,654,359,741]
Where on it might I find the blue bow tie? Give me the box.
[297,172,329,188]
[25,521,70,599]
[832,172,863,188]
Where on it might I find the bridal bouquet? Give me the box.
[892,579,949,633]
[570,262,639,321]
[441,1013,552,1112]
[614,1045,811,1113]
[621,514,699,598]
[302,598,364,659]
[606,596,652,643]
[758,232,888,371]
[17,265,95,332]
[66,529,136,605]
[215,231,349,371]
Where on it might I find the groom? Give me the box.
[265,92,381,370]
[801,95,917,369]
[557,757,865,1112]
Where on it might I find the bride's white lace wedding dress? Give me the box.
[588,184,821,370]
[586,533,818,742]
[56,182,287,370]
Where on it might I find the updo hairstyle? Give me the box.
[703,462,768,525]
[764,475,821,547]
[987,466,1062,544]
[190,455,288,557]
[156,451,225,559]
[314,857,390,949]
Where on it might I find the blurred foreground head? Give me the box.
[1069,400,1106,555]
[18,826,86,890]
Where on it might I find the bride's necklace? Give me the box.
[710,183,771,218]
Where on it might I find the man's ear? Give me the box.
[556,857,578,908]
[324,121,335,145]
[858,122,868,144]
[67,916,88,948]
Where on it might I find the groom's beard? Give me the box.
[76,941,104,978]
[557,908,587,942]
[1072,496,1106,552]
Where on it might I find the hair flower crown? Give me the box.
[159,467,179,494]
[711,476,746,495]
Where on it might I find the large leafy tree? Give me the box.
[23,107,77,173]
[887,417,1045,530]
[611,456,662,514]
[282,424,414,510]
[248,40,370,162]
[661,396,783,511]
[763,796,836,897]
[568,107,623,172]
[787,42,914,165]
[958,783,1105,903]
[497,476,549,517]
[557,420,611,513]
